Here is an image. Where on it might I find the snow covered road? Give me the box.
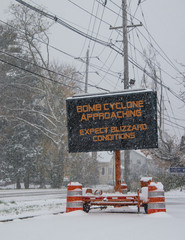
[0,189,67,221]
[0,189,185,240]
[0,189,67,201]
[165,190,185,218]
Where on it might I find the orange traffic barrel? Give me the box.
[121,182,127,194]
[147,182,166,214]
[140,177,153,188]
[66,182,83,213]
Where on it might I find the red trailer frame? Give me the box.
[82,189,147,213]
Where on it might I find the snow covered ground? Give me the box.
[0,189,66,221]
[0,188,185,240]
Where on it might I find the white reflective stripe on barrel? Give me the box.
[66,202,83,208]
[148,191,164,197]
[148,203,166,209]
[67,191,82,196]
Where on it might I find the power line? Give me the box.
[163,113,185,123]
[96,0,122,20]
[90,1,106,58]
[164,122,184,132]
[0,19,75,60]
[126,4,184,136]
[77,0,96,64]
[164,88,182,136]
[14,0,185,104]
[105,22,184,103]
[66,0,123,84]
[0,57,72,86]
[135,27,182,85]
[96,50,120,87]
[15,0,112,48]
[68,0,110,27]
[1,65,183,130]
[139,4,185,79]
[15,0,127,73]
[113,17,182,86]
[0,19,121,85]
[128,56,185,104]
[162,117,185,131]
[29,0,111,43]
[2,0,184,137]
[95,7,123,89]
[0,54,110,92]
[128,34,180,84]
[111,1,185,82]
[109,0,142,24]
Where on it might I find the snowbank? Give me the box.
[0,207,184,240]
[150,182,164,191]
[0,189,185,240]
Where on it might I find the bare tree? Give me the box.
[1,4,82,187]
[142,48,165,140]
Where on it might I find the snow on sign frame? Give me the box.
[66,89,158,153]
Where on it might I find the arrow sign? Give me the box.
[170,167,185,173]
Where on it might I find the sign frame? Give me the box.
[66,89,158,153]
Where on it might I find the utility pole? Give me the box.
[122,0,130,189]
[122,0,129,90]
[85,48,89,94]
[84,48,98,172]
[113,0,131,192]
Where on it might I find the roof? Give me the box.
[97,150,153,164]
[97,151,113,163]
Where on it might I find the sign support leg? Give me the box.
[115,150,121,192]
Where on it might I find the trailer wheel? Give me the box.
[83,203,90,213]
[144,204,148,214]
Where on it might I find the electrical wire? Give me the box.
[11,1,185,110]
[0,19,76,60]
[128,33,180,84]
[109,0,142,25]
[96,49,120,86]
[1,54,184,133]
[1,0,183,136]
[0,19,121,86]
[111,22,184,103]
[128,1,184,136]
[96,0,122,20]
[28,0,110,43]
[68,0,111,27]
[110,0,185,84]
[139,4,185,79]
[128,56,185,103]
[164,88,182,136]
[91,2,185,104]
[162,117,185,130]
[90,1,106,58]
[15,0,112,48]
[0,53,110,92]
[96,6,123,86]
[15,0,126,69]
[77,0,96,65]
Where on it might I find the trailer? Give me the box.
[66,178,166,214]
[82,188,143,213]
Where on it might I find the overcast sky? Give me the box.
[1,0,185,140]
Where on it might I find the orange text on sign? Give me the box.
[76,100,144,113]
[80,109,142,121]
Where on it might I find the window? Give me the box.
[101,167,105,175]
[108,168,112,175]
[137,159,141,165]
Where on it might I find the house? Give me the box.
[97,151,114,185]
[179,135,185,167]
[98,150,154,186]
